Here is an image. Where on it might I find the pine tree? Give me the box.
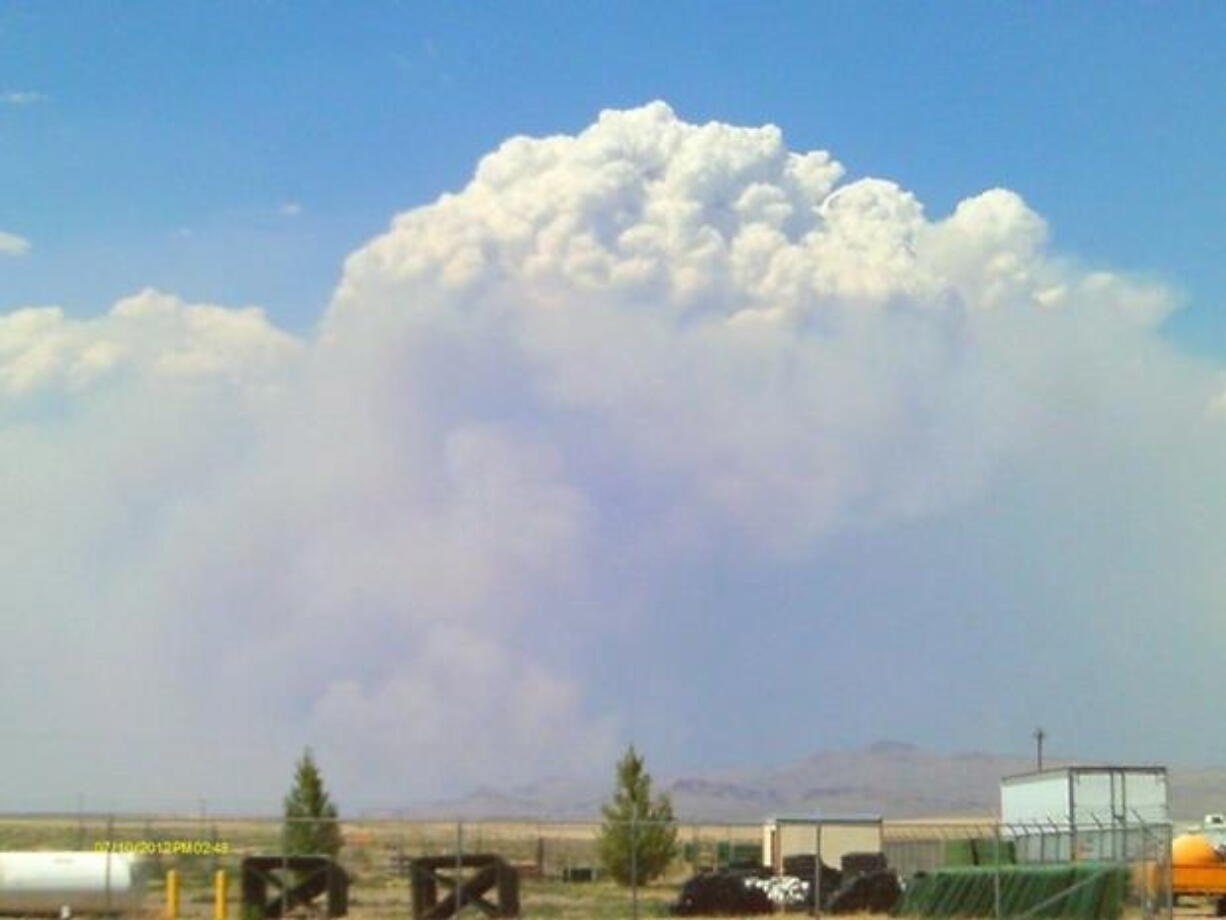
[283,747,343,857]
[597,745,678,885]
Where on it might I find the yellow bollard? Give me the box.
[214,869,228,920]
[166,869,180,920]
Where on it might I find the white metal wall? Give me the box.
[1001,772,1071,824]
[1001,768,1168,863]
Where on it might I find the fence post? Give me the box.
[455,822,464,917]
[399,810,408,916]
[1143,818,1161,920]
[102,814,114,913]
[813,820,822,920]
[631,808,639,920]
[281,813,290,920]
[993,822,1002,920]
[1165,822,1174,920]
[1090,812,1104,864]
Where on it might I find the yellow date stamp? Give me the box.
[93,840,231,855]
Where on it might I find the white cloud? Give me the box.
[0,289,299,398]
[1,90,46,106]
[4,102,1226,807]
[0,231,31,255]
[280,201,303,217]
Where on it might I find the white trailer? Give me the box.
[1000,766,1168,863]
[762,816,883,873]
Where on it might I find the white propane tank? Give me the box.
[0,852,144,915]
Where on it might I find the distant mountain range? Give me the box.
[404,742,1226,823]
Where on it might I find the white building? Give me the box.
[1000,765,1168,862]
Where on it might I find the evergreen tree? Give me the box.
[597,745,678,885]
[283,747,343,857]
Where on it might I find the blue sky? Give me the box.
[5,2,1223,346]
[4,3,1226,812]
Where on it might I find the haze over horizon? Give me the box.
[5,740,1216,821]
[3,4,1225,815]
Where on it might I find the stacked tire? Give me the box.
[670,871,773,916]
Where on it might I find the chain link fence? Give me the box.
[0,813,1174,920]
[885,816,1173,920]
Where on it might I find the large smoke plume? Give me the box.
[3,103,1223,809]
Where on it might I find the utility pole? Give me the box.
[1033,728,1046,770]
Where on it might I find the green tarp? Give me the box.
[945,841,977,867]
[896,863,1130,920]
[944,840,1018,867]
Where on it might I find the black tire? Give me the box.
[827,869,903,914]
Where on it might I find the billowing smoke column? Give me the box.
[1,102,1223,807]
